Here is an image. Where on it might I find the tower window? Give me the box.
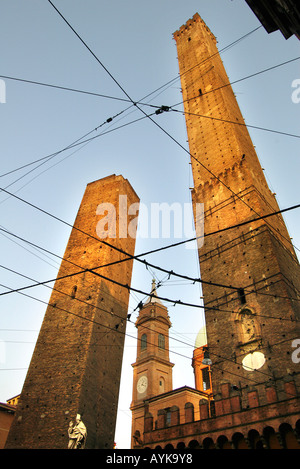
[165,408,171,426]
[141,334,147,351]
[158,333,165,350]
[71,285,77,299]
[238,288,246,305]
[202,367,211,391]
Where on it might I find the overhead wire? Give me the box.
[1,273,298,396]
[171,107,300,140]
[0,74,130,105]
[0,262,292,374]
[0,190,299,303]
[46,0,300,258]
[171,56,300,108]
[0,22,265,183]
[0,229,299,326]
[1,16,296,237]
[0,261,219,312]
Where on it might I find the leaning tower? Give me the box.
[173,13,300,403]
[5,174,139,449]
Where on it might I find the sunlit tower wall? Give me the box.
[173,14,300,403]
[5,174,139,449]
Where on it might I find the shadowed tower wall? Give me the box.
[174,14,300,402]
[5,174,139,449]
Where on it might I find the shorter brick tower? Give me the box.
[5,174,139,449]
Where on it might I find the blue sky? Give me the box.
[0,0,299,449]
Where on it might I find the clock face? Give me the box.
[137,375,148,393]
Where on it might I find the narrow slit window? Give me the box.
[238,288,246,305]
[141,334,147,351]
[71,285,77,299]
[158,333,165,350]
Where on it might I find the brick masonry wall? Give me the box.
[5,174,139,449]
[142,382,300,449]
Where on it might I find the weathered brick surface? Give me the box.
[5,174,139,449]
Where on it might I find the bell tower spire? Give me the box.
[130,280,174,446]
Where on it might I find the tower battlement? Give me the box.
[173,13,216,43]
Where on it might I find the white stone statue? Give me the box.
[68,414,87,449]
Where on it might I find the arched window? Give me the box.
[159,377,165,393]
[202,367,211,390]
[185,402,194,423]
[158,333,165,350]
[165,409,172,427]
[141,334,147,351]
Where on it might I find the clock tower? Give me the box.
[130,280,174,447]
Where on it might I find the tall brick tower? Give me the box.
[173,14,300,403]
[5,174,139,449]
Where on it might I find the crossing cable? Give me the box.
[1,276,298,394]
[0,24,261,119]
[135,111,300,254]
[1,248,298,395]
[2,256,296,357]
[0,265,208,359]
[46,1,300,257]
[0,264,294,378]
[0,24,263,181]
[0,187,299,301]
[133,203,300,259]
[3,7,299,304]
[47,0,136,105]
[0,74,125,103]
[0,186,241,294]
[2,19,292,196]
[0,74,159,109]
[0,281,197,363]
[0,268,208,368]
[0,188,299,301]
[0,111,156,208]
[134,25,263,107]
[1,22,292,204]
[0,109,149,182]
[171,107,300,140]
[1,62,297,186]
[0,260,224,312]
[0,227,299,324]
[171,56,300,110]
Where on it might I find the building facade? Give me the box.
[130,281,212,449]
[0,399,17,449]
[5,174,139,449]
